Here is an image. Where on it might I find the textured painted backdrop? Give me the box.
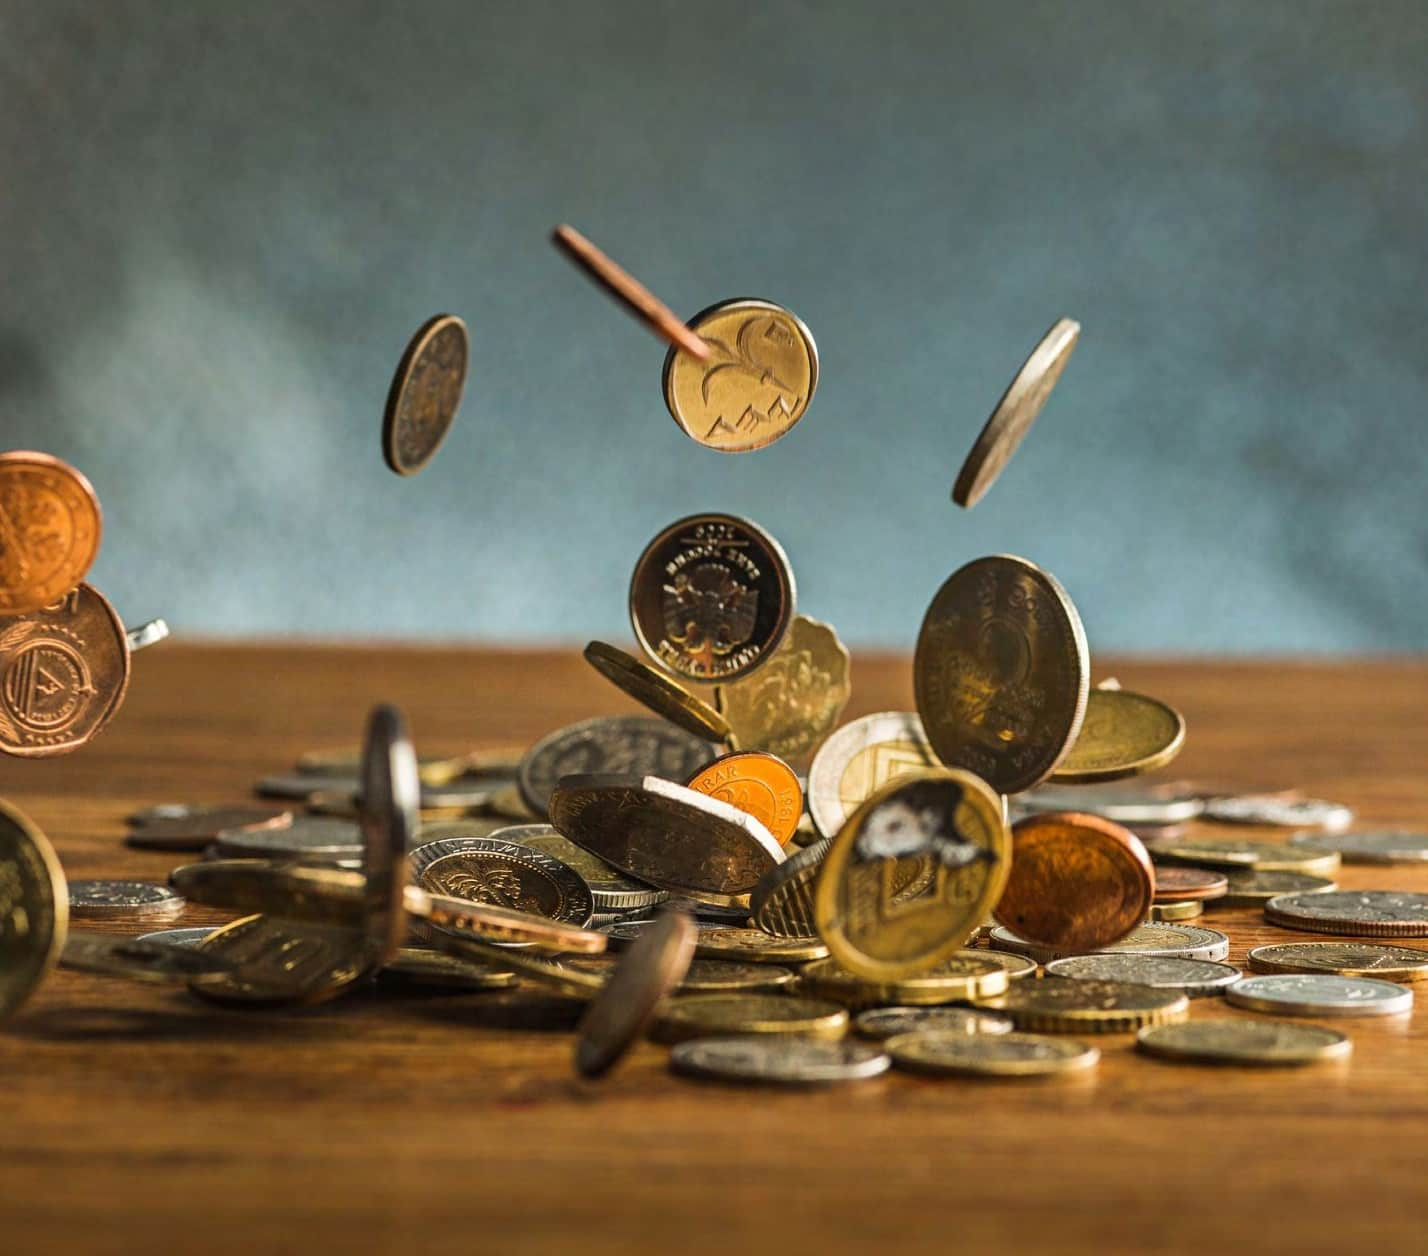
[1,1,1424,650]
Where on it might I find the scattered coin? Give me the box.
[136,926,216,948]
[68,879,183,921]
[797,952,1010,1009]
[215,816,365,862]
[381,313,468,476]
[256,772,363,801]
[975,976,1189,1033]
[1203,794,1354,832]
[685,750,802,847]
[1287,831,1428,865]
[602,920,828,964]
[411,888,608,954]
[191,914,368,1007]
[749,837,829,937]
[662,298,818,453]
[913,555,1089,794]
[296,745,493,787]
[59,932,235,983]
[484,782,538,821]
[1265,891,1428,938]
[1153,838,1340,877]
[0,450,102,614]
[582,640,732,742]
[888,1029,1100,1077]
[171,860,367,927]
[125,617,170,652]
[508,826,667,912]
[1044,954,1241,997]
[0,799,67,1020]
[806,711,939,838]
[1248,941,1428,982]
[951,318,1080,508]
[417,846,595,928]
[976,949,1039,980]
[1015,782,1205,826]
[1226,973,1412,1018]
[567,956,796,993]
[1214,869,1336,907]
[360,705,419,966]
[420,925,604,999]
[854,1006,1014,1040]
[653,993,848,1044]
[377,946,517,992]
[1050,688,1185,784]
[668,1035,889,1085]
[126,805,292,852]
[988,922,1231,964]
[1149,899,1204,922]
[1152,865,1228,902]
[1136,1020,1352,1066]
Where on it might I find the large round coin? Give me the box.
[1136,1020,1351,1066]
[0,800,67,1020]
[0,451,102,615]
[685,751,802,847]
[668,1035,889,1085]
[888,1030,1099,1077]
[1287,831,1428,865]
[1248,941,1428,982]
[381,313,469,476]
[1265,890,1428,937]
[411,837,595,927]
[807,711,939,839]
[1226,973,1412,1017]
[629,513,795,684]
[662,299,818,453]
[913,555,1089,795]
[1049,688,1185,784]
[1044,954,1241,998]
[814,768,1010,981]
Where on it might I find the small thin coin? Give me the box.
[1050,688,1185,784]
[988,922,1230,964]
[797,953,1009,1009]
[68,880,183,921]
[1265,891,1428,938]
[125,617,170,652]
[0,450,102,614]
[1044,954,1241,997]
[410,888,607,955]
[1016,782,1205,826]
[582,640,732,742]
[806,711,939,839]
[1288,831,1428,865]
[59,932,235,983]
[749,837,829,938]
[1248,942,1428,982]
[975,976,1189,1033]
[1226,973,1412,1017]
[952,319,1079,508]
[215,816,364,862]
[1204,794,1354,831]
[1152,865,1228,902]
[126,805,292,852]
[888,1030,1099,1077]
[1136,1020,1351,1066]
[360,704,419,966]
[668,1035,889,1085]
[1150,899,1204,922]
[0,800,67,1020]
[1154,838,1340,877]
[191,914,367,1007]
[685,751,802,847]
[378,947,517,992]
[510,826,667,912]
[381,313,468,476]
[171,860,367,926]
[653,993,848,1044]
[854,1006,1013,1041]
[1215,869,1336,907]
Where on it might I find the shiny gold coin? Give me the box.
[663,298,818,452]
[952,318,1080,508]
[685,751,802,847]
[582,640,732,743]
[0,799,67,1020]
[605,921,829,964]
[0,451,103,614]
[815,769,1010,981]
[1154,839,1340,877]
[749,838,830,938]
[652,993,847,1044]
[416,848,594,928]
[191,914,368,1007]
[913,555,1089,795]
[381,313,468,476]
[976,976,1189,1033]
[1050,689,1185,784]
[1136,1020,1351,1066]
[797,952,1009,1009]
[1248,942,1428,982]
[1150,898,1205,922]
[887,1030,1099,1077]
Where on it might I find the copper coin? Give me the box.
[994,811,1154,951]
[685,751,803,847]
[0,583,130,757]
[1152,865,1228,902]
[381,314,469,475]
[0,451,102,615]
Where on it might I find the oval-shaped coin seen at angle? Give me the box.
[887,1030,1099,1077]
[1136,1020,1352,1067]
[1044,954,1241,998]
[1247,941,1428,982]
[805,711,938,839]
[1287,831,1428,865]
[1264,891,1428,938]
[668,1035,890,1086]
[381,313,469,476]
[1049,688,1185,784]
[1225,973,1413,1018]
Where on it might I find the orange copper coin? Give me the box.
[1152,865,1228,902]
[0,451,102,615]
[994,811,1154,951]
[685,751,803,847]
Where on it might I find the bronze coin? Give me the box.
[0,451,102,615]
[1152,865,1228,902]
[995,811,1154,951]
[381,313,469,475]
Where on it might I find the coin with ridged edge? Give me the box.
[669,1035,888,1085]
[976,949,1039,981]
[1136,1020,1351,1066]
[653,993,848,1044]
[1216,869,1336,907]
[1044,954,1241,997]
[1247,941,1428,982]
[749,837,829,937]
[975,976,1189,1033]
[797,952,1009,1009]
[381,313,468,476]
[0,451,102,614]
[987,922,1230,964]
[509,826,667,912]
[0,800,67,1020]
[854,1005,1013,1040]
[582,640,732,743]
[1050,688,1185,784]
[1265,891,1428,937]
[806,711,939,839]
[68,880,182,921]
[888,1029,1099,1077]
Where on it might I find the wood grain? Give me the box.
[1,646,1426,1255]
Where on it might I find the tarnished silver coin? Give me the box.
[1014,782,1205,826]
[1226,973,1412,1017]
[67,880,183,921]
[1044,954,1241,997]
[409,836,595,927]
[1136,1020,1352,1066]
[1216,869,1336,907]
[806,712,938,838]
[1248,941,1428,982]
[1203,794,1354,831]
[1288,831,1428,865]
[136,927,217,949]
[988,922,1229,964]
[854,1006,1013,1040]
[749,837,829,937]
[1265,891,1428,938]
[59,932,235,983]
[381,313,468,476]
[125,617,170,652]
[214,816,364,861]
[668,1035,890,1085]
[508,825,668,912]
[517,715,718,818]
[256,773,362,801]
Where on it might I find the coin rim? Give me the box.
[380,313,469,476]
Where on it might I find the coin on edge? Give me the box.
[668,1035,889,1085]
[976,976,1189,1033]
[1136,1020,1351,1066]
[806,711,939,839]
[1247,941,1428,982]
[582,640,732,743]
[685,750,802,847]
[1264,891,1428,938]
[749,837,830,938]
[1044,954,1241,998]
[888,1030,1099,1077]
[1050,688,1185,784]
[381,313,469,476]
[0,451,102,614]
[0,799,67,1020]
[653,993,848,1044]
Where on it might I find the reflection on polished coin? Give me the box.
[125,617,170,653]
[377,946,517,992]
[511,826,667,912]
[550,774,783,895]
[137,927,216,949]
[1216,869,1336,907]
[517,715,717,817]
[1288,831,1428,865]
[797,952,1009,1009]
[988,922,1230,964]
[0,799,67,1020]
[1153,838,1340,877]
[668,1035,889,1086]
[854,1005,1013,1041]
[1248,941,1428,982]
[975,976,1189,1033]
[653,993,848,1044]
[806,711,938,838]
[1050,689,1185,784]
[171,860,367,927]
[1015,782,1205,826]
[913,555,1089,795]
[1150,899,1204,922]
[995,812,1152,951]
[749,838,829,937]
[60,932,236,983]
[215,816,365,862]
[0,451,102,614]
[888,1030,1099,1077]
[1265,891,1428,938]
[686,751,802,846]
[126,805,292,852]
[381,313,468,476]
[582,640,732,742]
[68,879,183,921]
[1152,866,1228,902]
[952,318,1080,508]
[1204,794,1354,832]
[191,914,368,1007]
[412,888,607,954]
[1136,1020,1351,1066]
[662,298,818,453]
[714,615,851,765]
[1044,954,1241,998]
[360,705,419,967]
[815,769,1010,981]
[1226,973,1412,1017]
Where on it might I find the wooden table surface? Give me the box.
[2,646,1426,1255]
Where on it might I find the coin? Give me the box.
[1150,899,1204,922]
[582,640,732,742]
[381,313,468,476]
[551,224,710,360]
[377,946,517,992]
[977,976,1189,1033]
[685,751,802,847]
[191,914,368,1007]
[1214,869,1335,907]
[988,922,1231,964]
[669,1035,888,1085]
[1136,1020,1351,1066]
[410,888,607,954]
[815,769,1009,980]
[1288,831,1428,865]
[951,319,1080,508]
[0,451,102,614]
[484,783,538,821]
[517,714,717,818]
[215,816,365,862]
[995,812,1152,951]
[749,837,829,937]
[1248,942,1428,982]
[1152,865,1228,902]
[575,908,696,1077]
[1265,891,1428,937]
[508,826,667,912]
[890,1029,1100,1077]
[0,800,66,1020]
[653,993,848,1043]
[125,617,170,652]
[1204,794,1354,831]
[171,860,368,925]
[359,705,419,966]
[602,920,828,964]
[296,745,490,787]
[1050,689,1185,784]
[1016,781,1206,826]
[797,953,1010,1009]
[854,1006,1013,1040]
[68,879,183,921]
[136,927,216,948]
[550,773,783,896]
[1153,838,1340,877]
[417,848,595,927]
[1044,954,1241,997]
[419,925,604,999]
[126,805,292,852]
[0,583,130,757]
[975,949,1039,981]
[806,711,939,838]
[1226,973,1412,1017]
[714,615,851,766]
[662,298,818,453]
[913,555,1089,794]
[567,955,795,993]
[59,932,235,983]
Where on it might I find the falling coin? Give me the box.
[359,705,419,966]
[1225,973,1412,1018]
[1050,688,1185,784]
[668,1035,889,1086]
[381,313,469,476]
[806,711,939,839]
[582,640,732,743]
[191,914,368,1008]
[0,451,102,614]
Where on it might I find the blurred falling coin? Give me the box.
[171,860,367,926]
[0,451,102,614]
[0,800,67,1021]
[191,914,368,1007]
[125,617,170,652]
[60,932,236,983]
[685,750,802,846]
[583,640,732,742]
[668,1035,889,1086]
[1136,1020,1351,1066]
[888,1030,1099,1077]
[381,313,469,476]
[1050,688,1185,784]
[359,705,420,966]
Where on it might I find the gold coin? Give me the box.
[685,751,803,846]
[887,1030,1099,1077]
[1154,839,1340,877]
[975,976,1189,1033]
[714,615,851,765]
[815,769,1010,981]
[1216,869,1336,907]
[421,925,605,1000]
[59,932,236,984]
[191,914,368,1007]
[806,711,940,839]
[0,799,66,1020]
[797,952,1010,1009]
[381,313,468,476]
[913,555,1089,795]
[0,451,103,614]
[652,993,847,1043]
[1136,1020,1351,1066]
[952,319,1080,508]
[416,848,594,927]
[749,838,830,938]
[171,859,368,927]
[295,746,484,787]
[566,955,796,993]
[1247,942,1428,982]
[662,298,818,452]
[1050,689,1185,783]
[582,640,732,742]
[378,947,517,991]
[1150,898,1204,922]
[410,887,608,954]
[482,783,538,822]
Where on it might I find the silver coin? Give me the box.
[509,825,668,912]
[359,705,420,966]
[215,816,364,860]
[806,711,937,838]
[1215,869,1337,907]
[1204,794,1354,831]
[668,1035,891,1085]
[854,1006,1013,1040]
[1226,973,1412,1017]
[517,715,718,818]
[1014,782,1205,826]
[1044,954,1241,997]
[988,922,1230,964]
[136,927,216,948]
[1288,830,1428,865]
[1265,890,1428,936]
[886,1030,1100,1077]
[125,617,170,652]
[67,880,184,920]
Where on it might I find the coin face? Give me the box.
[0,800,66,1020]
[951,319,1080,508]
[1044,954,1241,997]
[1265,890,1428,937]
[995,812,1153,951]
[814,769,1011,981]
[913,555,1089,795]
[68,880,183,920]
[1154,838,1340,877]
[854,1005,1013,1040]
[381,313,469,475]
[977,976,1189,1033]
[1288,831,1428,865]
[668,1035,889,1085]
[629,513,795,684]
[806,712,939,839]
[0,451,102,615]
[418,848,595,927]
[192,914,368,1007]
[888,1029,1099,1077]
[749,838,829,938]
[1136,1020,1351,1066]
[1203,794,1354,831]
[1150,899,1204,922]
[653,993,848,1043]
[1050,689,1185,784]
[714,615,851,765]
[511,827,668,912]
[0,583,130,757]
[1227,973,1412,1017]
[798,952,1010,1008]
[1218,869,1336,906]
[662,299,818,452]
[989,921,1231,964]
[685,751,803,847]
[582,640,732,742]
[517,715,717,818]
[1152,865,1228,902]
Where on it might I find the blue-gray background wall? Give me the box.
[2,1,1424,652]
